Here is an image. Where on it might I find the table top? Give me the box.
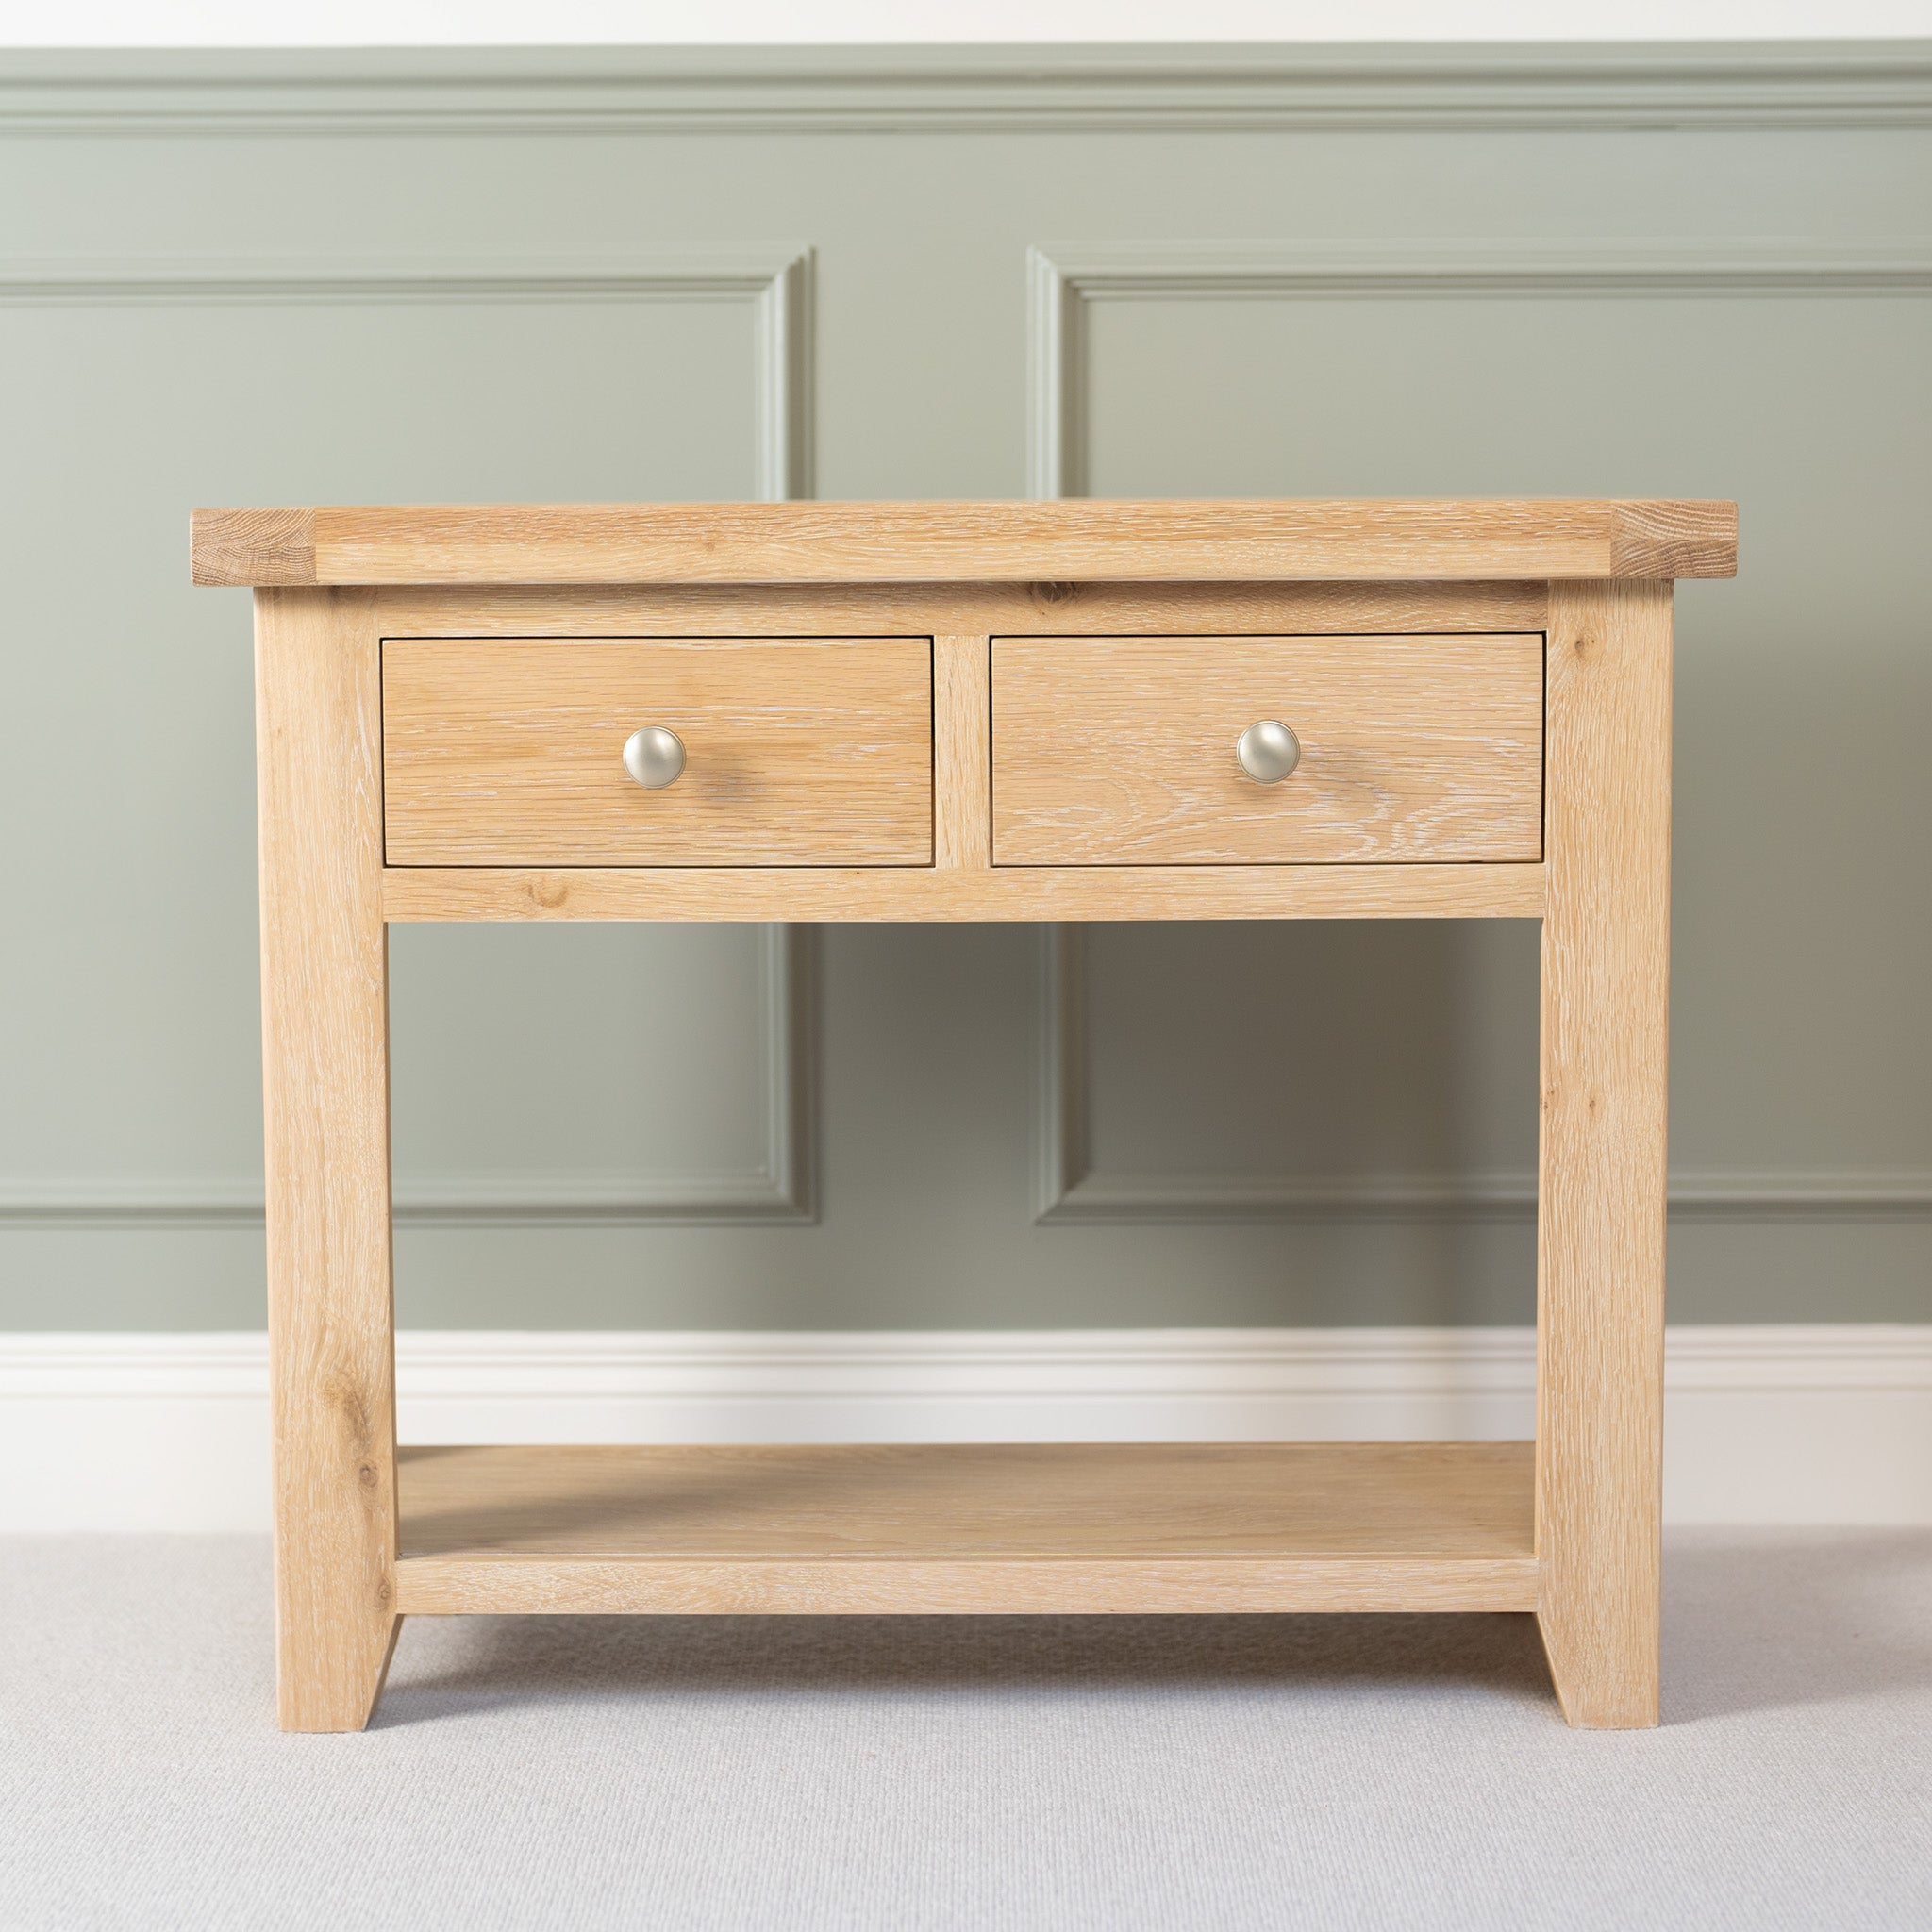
[191,497,1737,589]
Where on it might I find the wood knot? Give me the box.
[1028,580,1077,608]
[323,1375,373,1451]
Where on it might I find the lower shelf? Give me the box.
[393,1441,1537,1616]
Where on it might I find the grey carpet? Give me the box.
[2,1532,1929,1931]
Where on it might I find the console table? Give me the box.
[192,497,1736,1732]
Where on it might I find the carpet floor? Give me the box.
[2,1531,1928,1930]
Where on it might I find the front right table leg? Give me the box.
[1535,578,1674,1729]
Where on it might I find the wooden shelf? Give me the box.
[393,1441,1537,1617]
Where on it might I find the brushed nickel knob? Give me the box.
[622,726,685,789]
[1237,720,1300,784]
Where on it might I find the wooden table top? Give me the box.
[191,496,1738,588]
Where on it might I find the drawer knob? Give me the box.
[1237,720,1301,784]
[622,726,686,790]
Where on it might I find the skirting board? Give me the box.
[3,1325,1928,1533]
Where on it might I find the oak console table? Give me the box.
[192,497,1736,1732]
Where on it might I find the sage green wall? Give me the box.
[3,44,1929,1330]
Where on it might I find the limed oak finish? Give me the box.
[991,633,1544,865]
[395,1442,1537,1615]
[197,497,1736,1732]
[382,636,933,866]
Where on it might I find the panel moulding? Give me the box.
[1024,240,1932,499]
[0,248,815,502]
[1034,926,1932,1225]
[0,246,819,1231]
[0,924,819,1230]
[1023,236,1932,1226]
[3,44,1930,137]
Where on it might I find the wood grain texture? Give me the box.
[374,579,1551,640]
[190,499,1738,586]
[225,507,1696,1724]
[1535,579,1674,1731]
[193,508,315,586]
[993,634,1544,865]
[934,635,992,870]
[1609,501,1739,579]
[397,1555,1537,1616]
[381,860,1548,924]
[393,1441,1536,1615]
[381,637,933,866]
[254,587,399,1733]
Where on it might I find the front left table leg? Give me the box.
[255,586,401,1731]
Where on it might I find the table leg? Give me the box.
[255,587,399,1732]
[1536,578,1673,1729]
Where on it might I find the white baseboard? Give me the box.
[4,1324,1928,1532]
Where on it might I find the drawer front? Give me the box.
[991,634,1543,866]
[383,637,933,866]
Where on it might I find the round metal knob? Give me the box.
[1237,720,1301,784]
[622,726,685,789]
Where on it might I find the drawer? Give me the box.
[991,634,1543,866]
[382,637,933,866]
